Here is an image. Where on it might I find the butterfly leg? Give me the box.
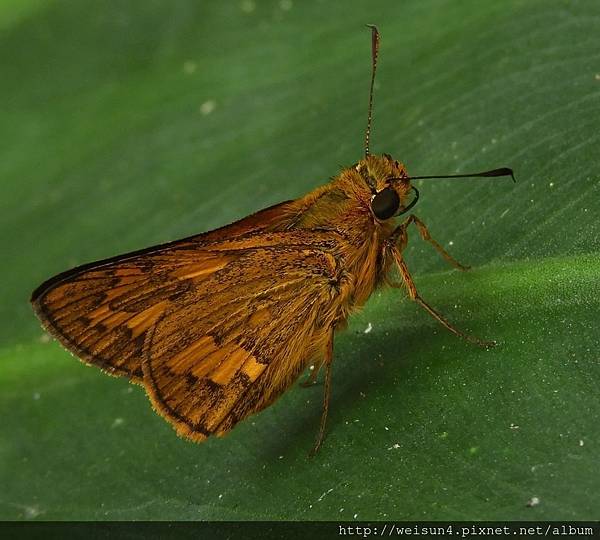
[392,214,470,271]
[389,243,495,349]
[309,327,335,456]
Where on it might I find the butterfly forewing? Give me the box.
[31,201,294,382]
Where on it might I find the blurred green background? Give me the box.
[1,0,599,521]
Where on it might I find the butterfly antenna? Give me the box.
[364,24,380,158]
[406,167,516,183]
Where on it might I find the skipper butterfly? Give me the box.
[31,26,513,454]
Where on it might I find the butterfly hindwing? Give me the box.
[143,233,349,441]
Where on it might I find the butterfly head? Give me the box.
[355,153,418,222]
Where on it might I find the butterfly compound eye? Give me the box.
[371,187,400,220]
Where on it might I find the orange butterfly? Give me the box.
[31,26,513,454]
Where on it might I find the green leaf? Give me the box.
[1,0,599,521]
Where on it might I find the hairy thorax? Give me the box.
[283,179,397,320]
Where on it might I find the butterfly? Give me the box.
[31,26,513,454]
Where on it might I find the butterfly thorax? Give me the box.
[280,154,412,313]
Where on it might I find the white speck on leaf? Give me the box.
[9,503,43,520]
[364,322,373,334]
[24,505,42,519]
[183,60,197,74]
[240,0,255,13]
[200,100,216,115]
[317,488,334,502]
[579,439,584,447]
[111,418,124,428]
[531,462,553,473]
[388,443,401,450]
[526,496,540,507]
